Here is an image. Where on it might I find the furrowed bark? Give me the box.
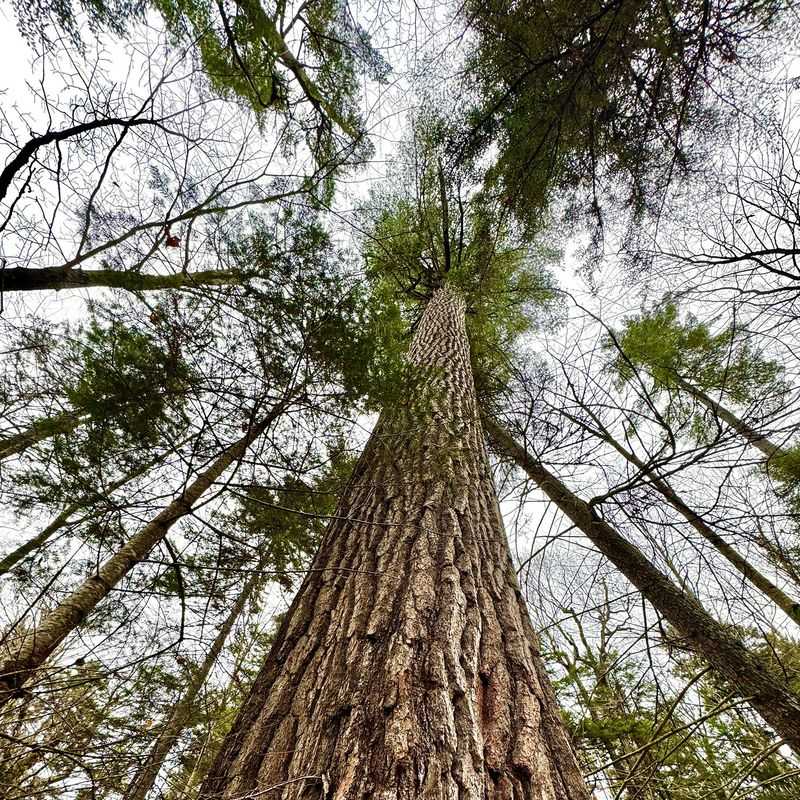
[200,287,590,800]
[483,413,800,753]
[0,410,84,461]
[0,266,240,294]
[0,399,291,707]
[123,550,268,800]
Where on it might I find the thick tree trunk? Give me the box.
[0,410,83,461]
[0,266,239,294]
[482,413,800,753]
[200,288,589,800]
[0,399,291,707]
[123,551,268,800]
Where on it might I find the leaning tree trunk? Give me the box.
[674,375,786,460]
[200,288,590,800]
[0,452,169,577]
[123,549,269,800]
[587,420,800,628]
[482,413,800,753]
[0,266,241,293]
[0,397,291,708]
[0,409,84,461]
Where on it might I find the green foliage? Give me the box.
[608,303,785,445]
[13,0,385,166]
[768,444,800,505]
[461,0,783,233]
[11,0,145,46]
[362,122,559,401]
[231,442,357,587]
[548,622,800,800]
[767,446,800,535]
[152,0,285,111]
[66,318,191,443]
[612,304,783,401]
[226,207,409,412]
[668,633,800,800]
[8,314,194,513]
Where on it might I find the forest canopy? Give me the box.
[2,0,800,798]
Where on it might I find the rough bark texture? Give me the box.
[0,400,290,707]
[200,288,590,800]
[0,266,239,294]
[483,413,800,754]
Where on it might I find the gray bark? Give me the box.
[582,416,800,628]
[0,410,84,461]
[123,551,269,800]
[1,266,240,294]
[0,399,290,707]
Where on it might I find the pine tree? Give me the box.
[200,286,589,799]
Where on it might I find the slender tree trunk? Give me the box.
[0,410,83,461]
[200,288,590,800]
[674,375,785,460]
[593,674,663,800]
[0,398,291,707]
[0,455,165,577]
[482,413,800,753]
[571,670,660,800]
[568,670,629,796]
[0,266,240,294]
[123,551,269,800]
[165,645,253,800]
[589,420,800,627]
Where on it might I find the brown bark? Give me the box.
[0,266,239,294]
[483,413,800,754]
[0,399,291,707]
[200,288,590,800]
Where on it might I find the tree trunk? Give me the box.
[0,399,291,707]
[0,454,165,577]
[0,410,83,461]
[582,417,800,628]
[482,413,800,753]
[123,550,268,800]
[0,266,240,294]
[200,288,590,800]
[675,375,785,460]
